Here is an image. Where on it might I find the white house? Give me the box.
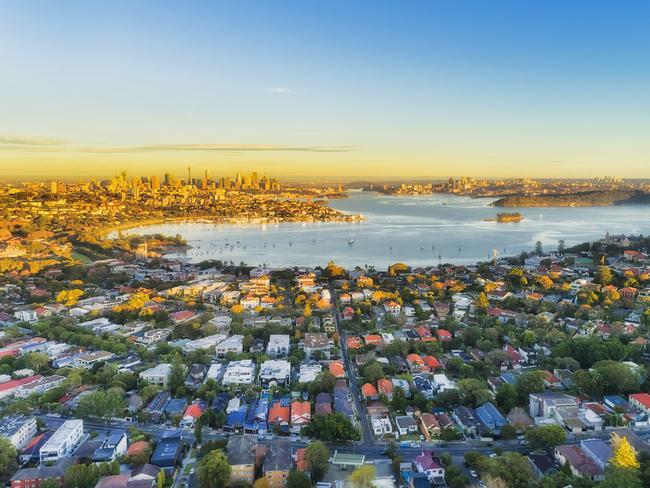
[40,419,85,463]
[266,334,290,357]
[215,335,244,356]
[139,364,172,387]
[0,415,37,449]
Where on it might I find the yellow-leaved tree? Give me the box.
[611,433,640,469]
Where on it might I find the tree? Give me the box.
[303,414,360,442]
[39,480,61,488]
[525,425,567,450]
[486,452,533,488]
[253,479,270,488]
[476,292,489,312]
[26,351,50,372]
[362,361,385,383]
[197,449,231,488]
[601,467,642,488]
[194,417,203,445]
[515,371,545,403]
[495,383,518,413]
[169,354,186,394]
[612,435,640,469]
[157,470,165,488]
[595,266,614,285]
[558,240,566,254]
[0,438,17,480]
[287,470,311,488]
[76,389,125,421]
[500,424,517,440]
[348,465,376,488]
[306,441,330,482]
[534,241,543,255]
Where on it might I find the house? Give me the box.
[182,334,226,353]
[303,333,330,358]
[419,413,441,439]
[92,430,128,462]
[435,329,452,342]
[629,393,650,415]
[0,415,37,450]
[452,406,480,437]
[528,452,561,478]
[413,451,445,483]
[180,402,205,428]
[298,363,322,383]
[529,392,579,420]
[228,435,258,485]
[554,444,604,481]
[150,432,183,471]
[362,383,379,401]
[405,354,425,372]
[383,301,401,315]
[263,440,292,488]
[377,378,394,399]
[363,334,383,348]
[215,335,244,356]
[395,415,418,436]
[315,393,332,415]
[266,335,291,357]
[222,360,256,386]
[10,458,72,488]
[258,360,291,388]
[40,419,85,463]
[291,401,311,430]
[268,401,291,428]
[139,364,172,388]
[474,402,507,435]
[329,360,345,378]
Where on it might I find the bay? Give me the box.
[116,191,650,268]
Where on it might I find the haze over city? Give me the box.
[1,0,649,181]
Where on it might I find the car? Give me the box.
[410,442,419,448]
[190,468,195,475]
[479,482,487,488]
[489,453,497,458]
[519,439,529,445]
[469,470,478,478]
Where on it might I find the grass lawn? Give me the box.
[70,251,93,264]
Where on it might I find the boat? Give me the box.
[347,239,355,245]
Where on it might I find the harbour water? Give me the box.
[117,191,650,268]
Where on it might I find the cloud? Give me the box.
[264,87,291,94]
[77,144,357,154]
[0,135,68,146]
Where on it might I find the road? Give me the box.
[331,282,374,446]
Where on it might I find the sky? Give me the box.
[0,0,649,182]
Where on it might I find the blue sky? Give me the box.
[0,0,649,180]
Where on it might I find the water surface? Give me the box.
[118,191,650,268]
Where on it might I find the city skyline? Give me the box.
[1,1,650,180]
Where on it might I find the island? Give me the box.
[492,190,650,208]
[483,212,524,223]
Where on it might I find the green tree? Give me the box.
[516,371,545,403]
[76,389,126,421]
[194,417,203,445]
[362,361,385,383]
[306,441,330,482]
[486,452,533,488]
[169,354,186,394]
[303,414,360,442]
[287,470,311,488]
[495,383,519,413]
[600,467,642,488]
[525,425,567,450]
[197,449,231,488]
[26,351,50,372]
[0,438,17,480]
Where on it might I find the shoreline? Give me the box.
[102,213,365,238]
